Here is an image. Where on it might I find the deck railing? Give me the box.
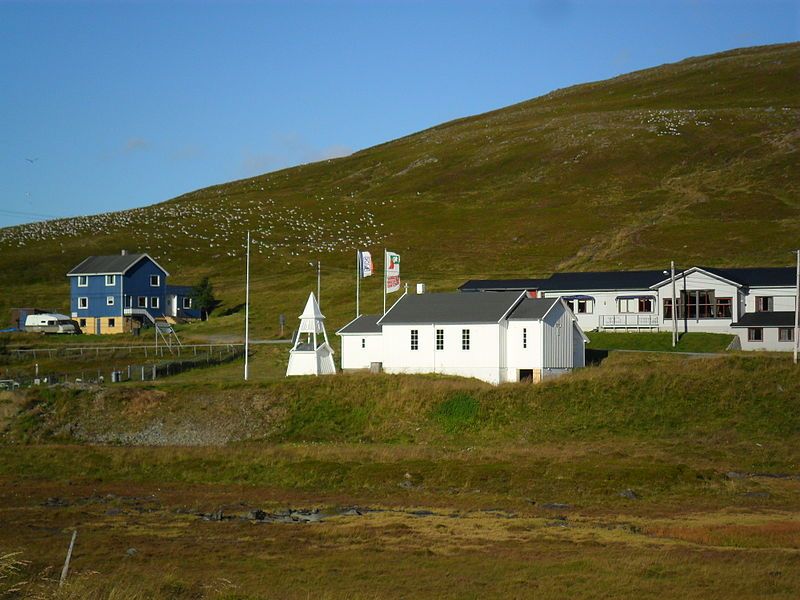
[599,314,660,329]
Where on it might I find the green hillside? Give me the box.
[1,42,798,336]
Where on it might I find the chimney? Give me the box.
[121,249,127,255]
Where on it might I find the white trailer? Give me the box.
[24,313,78,334]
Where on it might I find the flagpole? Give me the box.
[383,248,387,315]
[356,250,360,318]
[244,230,250,381]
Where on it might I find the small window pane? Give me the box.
[462,329,470,350]
[436,329,444,350]
[748,328,763,342]
[410,329,418,351]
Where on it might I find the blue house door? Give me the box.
[95,319,101,335]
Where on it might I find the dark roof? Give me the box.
[379,291,523,325]
[731,311,797,328]
[460,266,797,294]
[701,267,796,287]
[337,315,382,335]
[67,253,165,276]
[540,270,666,291]
[507,297,559,320]
[458,279,549,292]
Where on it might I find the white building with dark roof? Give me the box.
[460,266,798,349]
[336,291,587,385]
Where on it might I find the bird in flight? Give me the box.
[25,158,38,163]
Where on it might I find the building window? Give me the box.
[618,298,636,313]
[748,328,763,342]
[182,297,192,309]
[151,297,160,309]
[664,295,732,319]
[106,296,115,306]
[361,338,366,349]
[108,318,115,328]
[410,329,418,351]
[150,275,160,287]
[755,297,772,312]
[462,329,470,350]
[105,275,115,286]
[639,298,653,313]
[77,275,88,287]
[779,327,794,342]
[572,299,593,314]
[137,296,147,308]
[78,297,88,309]
[79,318,87,328]
[436,329,444,350]
[522,328,527,349]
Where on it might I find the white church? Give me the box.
[337,290,588,385]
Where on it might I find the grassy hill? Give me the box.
[1,42,798,337]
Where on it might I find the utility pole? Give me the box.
[383,248,387,315]
[794,250,799,365]
[309,260,321,306]
[356,250,360,318]
[671,260,678,348]
[244,230,250,381]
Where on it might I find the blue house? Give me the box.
[67,251,199,335]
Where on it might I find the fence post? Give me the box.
[152,364,156,380]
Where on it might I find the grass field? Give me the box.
[1,351,800,598]
[586,331,734,353]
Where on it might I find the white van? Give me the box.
[24,313,79,334]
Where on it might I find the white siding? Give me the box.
[381,323,503,384]
[542,301,573,370]
[339,333,382,370]
[541,289,658,331]
[735,327,796,352]
[572,323,586,368]
[654,271,739,333]
[505,320,544,381]
[744,287,796,312]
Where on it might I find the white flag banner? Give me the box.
[359,251,373,278]
[385,251,401,293]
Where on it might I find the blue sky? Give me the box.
[1,0,797,228]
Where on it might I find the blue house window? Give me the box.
[151,297,160,309]
[137,296,147,308]
[105,275,116,286]
[150,275,160,287]
[106,296,114,306]
[77,276,88,287]
[78,297,88,309]
[182,297,192,309]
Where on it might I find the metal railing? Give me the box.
[599,314,660,329]
[6,342,246,360]
[5,346,246,388]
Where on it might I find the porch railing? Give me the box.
[599,314,660,329]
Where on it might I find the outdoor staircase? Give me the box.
[124,307,182,353]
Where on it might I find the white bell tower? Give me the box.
[286,292,336,376]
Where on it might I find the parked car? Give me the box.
[23,313,79,334]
